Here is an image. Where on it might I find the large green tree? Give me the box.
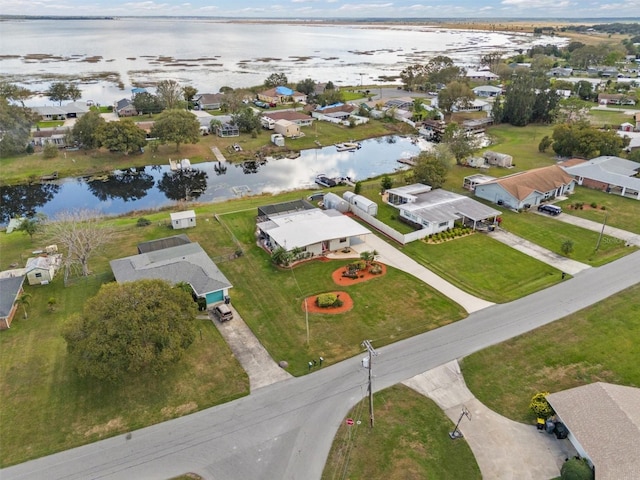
[72,110,105,149]
[151,109,200,151]
[412,145,452,188]
[133,92,163,116]
[46,82,82,105]
[296,78,316,96]
[98,119,147,155]
[264,73,288,88]
[0,97,37,156]
[437,81,474,118]
[63,279,197,382]
[442,122,476,165]
[231,107,261,134]
[155,79,185,110]
[551,121,627,158]
[501,72,537,126]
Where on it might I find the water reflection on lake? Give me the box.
[0,135,424,223]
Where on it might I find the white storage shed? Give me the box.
[323,192,350,213]
[170,210,196,230]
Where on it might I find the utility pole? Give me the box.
[361,340,378,428]
[595,212,608,251]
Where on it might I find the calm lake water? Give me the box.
[0,18,566,106]
[0,135,424,223]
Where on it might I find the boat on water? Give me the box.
[169,158,192,171]
[335,142,361,152]
[315,174,337,188]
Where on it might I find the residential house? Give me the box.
[465,70,500,81]
[61,101,90,118]
[472,85,502,97]
[385,184,501,232]
[31,128,69,148]
[137,234,192,254]
[547,383,640,480]
[261,111,313,129]
[25,255,61,285]
[258,86,307,105]
[546,67,573,77]
[115,98,138,117]
[561,156,640,200]
[273,119,301,138]
[0,275,26,330]
[194,93,225,110]
[310,103,357,123]
[256,201,371,256]
[474,165,576,210]
[216,123,240,137]
[431,97,490,113]
[170,210,196,229]
[32,105,67,121]
[110,241,233,306]
[597,93,636,105]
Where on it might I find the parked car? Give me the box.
[538,204,562,216]
[213,303,233,322]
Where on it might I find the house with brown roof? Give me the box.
[547,383,640,480]
[597,93,636,105]
[257,86,306,105]
[474,165,576,210]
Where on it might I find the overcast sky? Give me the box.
[1,0,639,18]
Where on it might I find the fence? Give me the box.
[350,205,430,245]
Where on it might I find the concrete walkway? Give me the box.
[351,235,494,313]
[404,361,576,479]
[200,305,292,391]
[488,228,591,275]
[550,212,640,247]
[210,146,227,163]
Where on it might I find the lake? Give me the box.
[0,135,425,223]
[0,18,566,106]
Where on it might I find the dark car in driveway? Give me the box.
[538,204,562,216]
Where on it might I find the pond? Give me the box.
[1,135,426,224]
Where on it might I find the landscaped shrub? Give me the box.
[43,142,58,159]
[369,263,383,275]
[136,217,151,227]
[348,260,366,271]
[529,392,554,419]
[560,457,593,480]
[601,205,606,210]
[316,293,342,308]
[590,202,598,209]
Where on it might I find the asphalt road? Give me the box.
[3,250,640,480]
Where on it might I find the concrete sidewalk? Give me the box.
[352,235,494,313]
[404,361,576,479]
[550,212,640,247]
[201,306,292,391]
[488,229,591,275]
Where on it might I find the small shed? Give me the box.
[25,255,60,285]
[483,151,513,168]
[323,192,349,213]
[620,122,634,132]
[274,119,300,138]
[344,193,378,217]
[171,210,196,230]
[271,133,285,146]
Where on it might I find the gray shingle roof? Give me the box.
[0,276,25,319]
[562,156,640,191]
[547,383,640,480]
[110,242,232,297]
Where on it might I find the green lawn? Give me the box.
[322,385,481,480]
[0,271,248,467]
[498,208,633,266]
[217,209,466,374]
[587,109,634,127]
[557,186,640,234]
[400,233,562,303]
[462,283,640,423]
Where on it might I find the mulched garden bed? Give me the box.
[303,291,353,314]
[331,263,387,286]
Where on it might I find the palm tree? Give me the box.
[271,246,291,267]
[16,292,32,319]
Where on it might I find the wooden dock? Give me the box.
[211,146,227,163]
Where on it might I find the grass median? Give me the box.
[322,384,481,480]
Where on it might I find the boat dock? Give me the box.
[210,146,227,163]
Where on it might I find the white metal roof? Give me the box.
[563,156,640,191]
[257,208,370,250]
[170,210,196,221]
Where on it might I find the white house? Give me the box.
[170,210,196,230]
[256,207,371,256]
[472,85,502,97]
[386,184,501,232]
